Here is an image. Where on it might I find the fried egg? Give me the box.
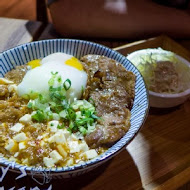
[17,53,87,101]
[41,53,83,71]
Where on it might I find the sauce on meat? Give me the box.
[81,55,136,148]
[149,61,179,93]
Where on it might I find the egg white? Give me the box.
[17,55,87,101]
[41,52,73,65]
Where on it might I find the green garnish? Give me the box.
[31,110,46,122]
[63,79,71,91]
[26,72,100,136]
[57,123,65,129]
[79,126,87,135]
[27,102,33,109]
[57,76,62,83]
[48,72,58,86]
[67,108,76,120]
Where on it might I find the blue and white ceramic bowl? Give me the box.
[0,39,149,178]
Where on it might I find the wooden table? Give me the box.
[1,17,190,190]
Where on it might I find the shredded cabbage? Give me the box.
[128,48,190,93]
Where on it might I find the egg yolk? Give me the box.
[27,59,41,69]
[65,57,83,71]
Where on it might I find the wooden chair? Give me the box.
[36,0,48,24]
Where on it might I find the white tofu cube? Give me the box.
[62,129,70,139]
[66,158,74,166]
[83,149,98,159]
[5,139,17,152]
[48,120,59,132]
[68,141,80,153]
[22,158,29,165]
[36,135,43,140]
[79,142,89,152]
[40,140,45,147]
[70,134,78,141]
[19,142,26,150]
[54,131,66,144]
[57,144,67,157]
[0,78,14,84]
[13,132,27,142]
[14,152,19,157]
[48,131,66,144]
[48,136,54,143]
[50,150,62,163]
[77,160,85,164]
[19,114,31,123]
[8,84,17,92]
[43,157,55,168]
[10,123,24,132]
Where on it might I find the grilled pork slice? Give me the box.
[80,55,136,148]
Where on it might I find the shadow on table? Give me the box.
[0,149,143,190]
[149,105,181,115]
[137,100,190,188]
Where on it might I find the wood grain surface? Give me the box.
[0,0,36,21]
[113,35,190,62]
[0,17,43,52]
[1,18,190,190]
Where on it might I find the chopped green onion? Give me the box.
[67,108,76,120]
[27,102,33,109]
[59,110,68,118]
[63,79,71,91]
[38,94,47,104]
[48,72,58,86]
[69,121,74,129]
[26,72,99,135]
[75,118,94,126]
[51,71,58,75]
[79,126,87,135]
[57,76,62,83]
[57,123,65,129]
[32,110,46,122]
[91,114,100,119]
[85,110,91,117]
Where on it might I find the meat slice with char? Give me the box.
[80,55,136,148]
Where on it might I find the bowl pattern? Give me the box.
[0,39,149,178]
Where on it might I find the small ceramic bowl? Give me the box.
[127,48,190,108]
[0,39,149,179]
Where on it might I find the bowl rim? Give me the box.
[149,88,190,98]
[0,38,149,174]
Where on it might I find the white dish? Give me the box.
[127,48,190,108]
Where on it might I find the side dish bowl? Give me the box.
[127,48,190,108]
[0,39,149,178]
